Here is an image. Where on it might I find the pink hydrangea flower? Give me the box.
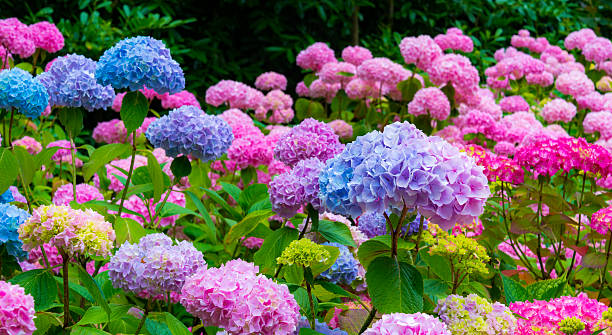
[341,45,373,66]
[111,92,125,112]
[565,28,597,50]
[254,89,294,124]
[357,57,410,85]
[525,71,554,87]
[576,92,606,111]
[584,111,612,140]
[363,313,450,335]
[254,71,287,91]
[92,119,126,144]
[540,98,577,123]
[308,79,341,102]
[29,21,64,53]
[0,280,36,335]
[318,61,356,86]
[427,54,479,97]
[0,18,35,58]
[159,90,200,109]
[327,119,353,139]
[399,35,443,70]
[205,80,264,109]
[344,78,376,99]
[296,42,336,72]
[556,71,594,97]
[227,134,274,169]
[434,28,474,53]
[499,96,529,113]
[47,140,83,167]
[295,81,310,96]
[494,141,517,156]
[583,37,612,64]
[590,205,612,234]
[219,108,254,128]
[52,183,104,206]
[241,237,264,249]
[407,87,450,120]
[13,136,42,154]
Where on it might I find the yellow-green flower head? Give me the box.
[277,239,330,268]
[558,317,585,335]
[18,205,115,258]
[425,226,490,277]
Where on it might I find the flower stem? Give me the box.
[597,230,612,299]
[566,172,588,281]
[61,252,71,328]
[70,138,77,202]
[117,131,137,217]
[305,280,316,329]
[358,307,377,334]
[134,299,151,335]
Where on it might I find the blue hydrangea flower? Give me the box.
[96,36,185,94]
[357,211,386,238]
[145,106,233,161]
[319,242,358,285]
[0,203,30,260]
[37,54,115,111]
[0,188,14,203]
[0,68,49,118]
[295,316,348,335]
[405,213,428,235]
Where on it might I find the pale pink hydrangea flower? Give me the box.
[13,136,42,154]
[583,37,612,64]
[344,78,376,99]
[407,87,450,120]
[0,280,36,335]
[555,70,594,97]
[565,28,597,50]
[494,141,516,156]
[296,42,336,72]
[576,92,606,111]
[159,90,200,109]
[434,27,474,52]
[205,80,264,109]
[295,81,310,96]
[219,108,254,128]
[254,71,287,91]
[540,98,577,123]
[357,57,410,85]
[52,183,104,206]
[308,79,341,102]
[584,111,612,140]
[254,89,294,124]
[341,45,373,66]
[47,140,83,167]
[327,119,353,139]
[525,71,554,87]
[427,54,479,98]
[399,35,443,70]
[266,125,291,144]
[499,96,529,113]
[318,61,356,86]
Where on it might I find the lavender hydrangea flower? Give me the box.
[37,54,115,111]
[96,36,185,94]
[320,242,358,285]
[0,203,30,260]
[269,158,326,218]
[108,233,205,295]
[145,106,233,161]
[295,317,348,335]
[0,68,49,118]
[358,211,387,238]
[274,118,344,167]
[405,213,428,235]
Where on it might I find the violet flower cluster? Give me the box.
[274,118,344,167]
[269,157,325,218]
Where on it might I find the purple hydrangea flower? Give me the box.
[295,316,348,335]
[357,211,387,238]
[0,68,49,118]
[274,118,344,167]
[145,106,233,161]
[96,36,185,94]
[108,233,205,295]
[320,242,358,285]
[37,54,115,111]
[269,158,325,218]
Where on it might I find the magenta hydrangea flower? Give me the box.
[357,57,410,85]
[47,140,83,167]
[427,54,479,97]
[0,280,36,335]
[556,71,594,97]
[499,96,529,113]
[52,183,104,206]
[0,18,35,58]
[29,21,64,53]
[296,42,336,72]
[274,118,344,167]
[254,71,287,91]
[565,28,597,50]
[363,313,450,335]
[180,259,300,335]
[327,119,353,140]
[13,136,42,155]
[227,133,274,169]
[318,61,356,86]
[341,46,373,66]
[159,90,201,110]
[108,233,205,295]
[590,205,612,235]
[434,28,474,53]
[205,80,264,109]
[219,108,254,128]
[407,87,451,120]
[399,35,443,70]
[525,71,554,87]
[540,98,577,123]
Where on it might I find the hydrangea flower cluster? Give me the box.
[425,228,490,277]
[146,106,233,161]
[407,87,451,120]
[0,203,30,260]
[205,80,264,109]
[464,145,525,184]
[341,46,372,66]
[297,42,336,72]
[254,89,294,124]
[319,242,358,285]
[363,313,450,335]
[319,121,490,229]
[327,120,353,140]
[540,98,577,123]
[96,36,185,94]
[108,233,205,295]
[0,280,36,335]
[159,90,200,110]
[181,259,300,334]
[590,205,612,235]
[277,238,331,268]
[28,21,64,53]
[435,294,517,334]
[0,68,49,118]
[584,111,612,140]
[294,317,348,335]
[18,205,115,258]
[434,28,474,53]
[255,71,287,91]
[0,18,35,58]
[318,61,357,86]
[499,95,529,113]
[274,118,344,167]
[559,317,586,335]
[399,35,443,71]
[509,293,609,334]
[47,140,83,167]
[269,157,326,218]
[13,136,42,154]
[92,117,155,144]
[37,54,115,111]
[357,211,387,238]
[52,183,104,206]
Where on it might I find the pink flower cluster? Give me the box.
[408,87,451,120]
[509,293,609,334]
[327,119,353,140]
[556,70,594,97]
[52,183,104,206]
[318,61,357,86]
[13,136,42,154]
[363,313,450,335]
[298,79,341,102]
[465,144,525,184]
[584,111,612,140]
[47,140,83,167]
[0,18,63,58]
[254,89,294,124]
[499,96,529,113]
[254,71,287,91]
[159,90,201,110]
[205,80,264,109]
[540,98,577,123]
[400,35,443,70]
[92,117,156,144]
[341,45,372,66]
[511,29,550,53]
[296,42,336,71]
[434,28,474,53]
[180,259,300,334]
[590,205,612,235]
[0,280,36,335]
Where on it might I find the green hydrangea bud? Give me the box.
[425,225,490,277]
[558,317,585,335]
[277,239,330,268]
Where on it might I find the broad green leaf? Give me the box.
[170,155,191,179]
[54,277,94,302]
[581,252,607,269]
[114,217,146,244]
[248,198,272,213]
[419,250,452,283]
[202,188,242,220]
[397,77,422,102]
[220,181,242,203]
[254,227,298,272]
[58,107,83,138]
[501,273,529,303]
[33,312,61,335]
[77,265,111,318]
[13,145,36,186]
[318,220,356,247]
[71,326,111,335]
[238,183,268,212]
[317,280,358,299]
[526,278,567,301]
[34,147,60,170]
[120,91,149,135]
[146,319,172,335]
[307,203,319,232]
[82,143,131,181]
[224,209,274,245]
[295,98,325,121]
[240,166,257,186]
[184,190,217,242]
[75,305,131,325]
[157,202,201,218]
[163,312,191,335]
[0,148,19,194]
[146,152,165,203]
[9,269,57,311]
[366,256,424,314]
[300,329,326,335]
[311,245,340,277]
[424,278,449,305]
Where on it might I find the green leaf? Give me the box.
[75,305,131,325]
[397,77,422,101]
[157,202,201,218]
[163,312,191,335]
[224,209,274,245]
[318,220,356,247]
[358,239,391,270]
[238,183,268,212]
[419,250,452,283]
[71,326,112,335]
[184,190,217,242]
[13,145,36,186]
[82,143,131,181]
[366,256,423,314]
[317,280,358,299]
[240,166,257,186]
[424,279,449,305]
[34,147,60,170]
[146,152,165,203]
[58,107,83,138]
[9,269,57,311]
[501,273,529,303]
[300,329,326,335]
[54,277,94,303]
[120,91,149,135]
[581,252,607,269]
[307,203,319,232]
[311,245,340,277]
[0,148,19,194]
[145,319,172,335]
[295,98,325,121]
[526,278,567,301]
[33,312,61,335]
[220,181,242,203]
[202,188,242,220]
[77,265,111,319]
[114,217,146,244]
[170,156,191,179]
[254,227,298,272]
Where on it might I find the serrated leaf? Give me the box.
[120,91,149,135]
[224,210,273,245]
[82,143,131,182]
[0,148,18,194]
[318,220,356,247]
[366,256,424,314]
[501,273,529,303]
[9,269,57,311]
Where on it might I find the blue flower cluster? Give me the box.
[95,36,185,94]
[0,68,49,118]
[0,203,30,260]
[319,242,358,285]
[295,316,348,335]
[357,211,386,238]
[37,54,115,111]
[145,106,233,161]
[0,188,14,203]
[319,121,490,230]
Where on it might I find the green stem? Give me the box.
[566,172,588,281]
[597,230,612,299]
[134,299,151,334]
[414,214,425,255]
[305,280,316,329]
[358,307,377,334]
[70,138,77,202]
[61,252,71,328]
[152,183,175,228]
[117,131,137,217]
[7,109,14,148]
[535,179,546,278]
